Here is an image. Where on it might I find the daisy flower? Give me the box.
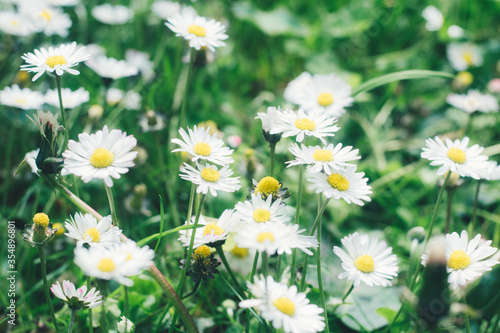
[139,110,166,132]
[286,143,360,174]
[447,90,499,114]
[225,243,259,276]
[125,49,154,81]
[270,109,339,144]
[308,167,372,206]
[479,161,500,181]
[0,11,35,36]
[166,12,228,52]
[115,240,155,275]
[421,231,499,289]
[421,136,489,179]
[179,162,240,196]
[92,4,133,25]
[256,106,283,143]
[235,193,290,224]
[250,176,290,201]
[45,87,89,109]
[447,25,464,38]
[20,4,72,37]
[178,210,241,247]
[86,55,139,81]
[151,1,197,20]
[333,232,399,287]
[235,223,317,256]
[117,316,135,333]
[64,213,121,248]
[172,126,234,165]
[422,6,443,31]
[0,85,44,110]
[447,43,483,71]
[51,280,103,310]
[284,72,313,106]
[240,275,325,333]
[61,125,138,187]
[21,42,90,81]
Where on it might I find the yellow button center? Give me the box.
[255,176,280,197]
[231,246,249,258]
[256,231,274,243]
[273,296,295,316]
[188,24,206,37]
[90,148,114,168]
[327,173,350,191]
[317,92,334,106]
[45,55,67,68]
[354,254,375,273]
[253,208,271,223]
[203,223,225,236]
[447,148,466,164]
[200,167,220,182]
[312,149,334,162]
[83,227,101,242]
[97,258,116,272]
[448,249,471,270]
[294,118,316,131]
[194,142,212,156]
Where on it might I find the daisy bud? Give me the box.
[28,110,63,174]
[117,316,135,333]
[21,213,57,246]
[88,105,104,121]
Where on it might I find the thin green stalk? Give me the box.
[262,252,269,277]
[309,198,331,235]
[423,172,451,250]
[55,75,69,150]
[98,280,108,333]
[468,180,482,235]
[68,309,76,333]
[186,184,196,226]
[124,287,129,331]
[216,246,243,294]
[464,293,471,333]
[245,253,260,333]
[316,218,329,333]
[269,142,276,177]
[444,188,455,234]
[276,255,282,281]
[104,185,121,230]
[87,276,93,333]
[290,164,303,285]
[332,283,354,315]
[38,246,60,333]
[299,255,310,292]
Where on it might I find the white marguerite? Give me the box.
[255,106,280,133]
[151,1,197,20]
[45,87,89,109]
[479,161,500,181]
[172,126,234,165]
[86,55,139,81]
[284,72,313,106]
[92,4,133,25]
[421,136,489,180]
[286,143,360,174]
[421,230,499,289]
[422,6,443,31]
[64,212,121,248]
[333,232,399,287]
[61,125,138,187]
[447,25,464,38]
[21,42,90,81]
[0,85,44,110]
[179,162,240,196]
[235,193,290,225]
[117,316,135,333]
[308,167,372,206]
[139,110,166,132]
[0,11,35,36]
[240,275,325,333]
[235,222,317,256]
[447,43,483,71]
[270,109,339,144]
[51,280,103,309]
[47,0,80,6]
[447,90,499,114]
[178,210,241,247]
[20,4,72,37]
[125,49,154,81]
[166,12,228,52]
[115,240,155,275]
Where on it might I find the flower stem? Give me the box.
[269,142,276,177]
[423,172,451,250]
[124,287,129,328]
[276,255,282,281]
[261,252,269,277]
[104,184,121,230]
[309,198,331,236]
[245,253,260,333]
[68,309,76,333]
[37,246,60,333]
[464,293,471,333]
[290,164,303,285]
[55,75,69,150]
[444,188,455,234]
[316,217,329,333]
[216,246,243,294]
[332,283,354,315]
[299,255,310,292]
[87,276,93,333]
[468,180,482,235]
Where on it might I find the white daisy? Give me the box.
[166,12,228,52]
[0,85,44,110]
[51,280,103,310]
[256,106,280,133]
[421,136,489,179]
[48,0,80,6]
[20,4,72,37]
[479,161,500,181]
[61,125,138,187]
[139,110,166,132]
[421,231,499,289]
[235,194,290,224]
[235,223,317,256]
[21,42,90,81]
[0,11,35,36]
[64,212,121,248]
[270,109,339,144]
[86,55,139,81]
[286,143,361,174]
[308,167,372,206]
[447,25,464,38]
[447,90,499,114]
[179,162,240,196]
[172,126,234,165]
[239,275,325,333]
[125,49,154,81]
[44,87,89,109]
[284,72,313,106]
[117,316,135,333]
[333,232,399,287]
[447,43,483,71]
[422,6,443,31]
[151,1,197,20]
[178,210,240,247]
[224,242,259,276]
[24,148,40,174]
[91,4,133,25]
[115,240,155,276]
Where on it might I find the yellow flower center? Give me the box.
[45,55,67,68]
[253,208,271,223]
[462,52,473,65]
[10,20,18,26]
[126,253,132,261]
[312,149,334,162]
[39,9,51,21]
[256,231,274,243]
[447,148,466,164]
[294,118,316,131]
[194,142,211,156]
[33,213,50,227]
[448,250,471,270]
[16,98,27,104]
[457,71,473,86]
[53,222,65,236]
[97,258,116,272]
[188,24,206,37]
[327,173,350,191]
[200,167,220,182]
[231,246,249,258]
[203,223,225,236]
[82,227,101,242]
[90,148,114,168]
[255,176,281,197]
[194,245,211,258]
[273,297,295,316]
[354,254,375,273]
[317,92,334,106]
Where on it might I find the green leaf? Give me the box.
[376,307,397,323]
[136,224,202,247]
[352,70,455,97]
